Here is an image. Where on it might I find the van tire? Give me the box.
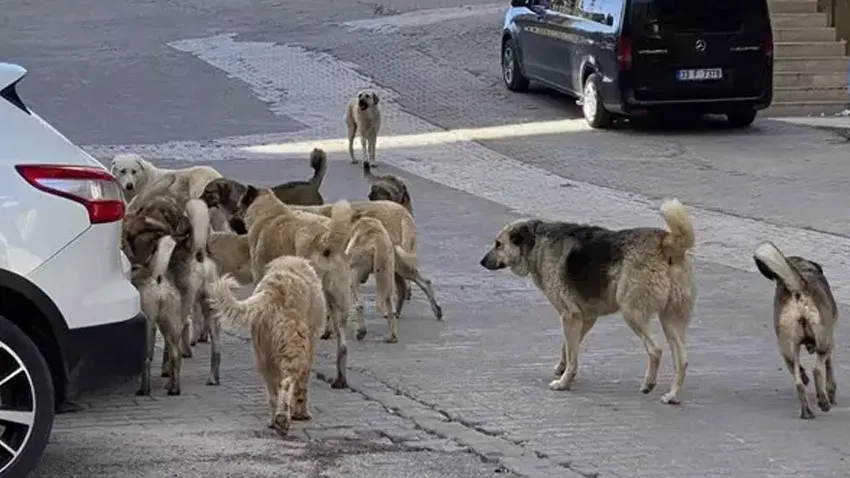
[726,110,757,128]
[502,37,530,92]
[582,73,613,129]
[0,317,55,477]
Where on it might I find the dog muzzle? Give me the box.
[358,99,368,110]
[479,252,505,270]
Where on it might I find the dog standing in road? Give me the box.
[479,199,696,405]
[753,241,838,419]
[345,90,381,165]
[363,161,413,215]
[207,256,327,436]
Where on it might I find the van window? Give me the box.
[630,0,767,33]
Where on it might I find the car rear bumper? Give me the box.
[607,89,772,115]
[64,312,146,398]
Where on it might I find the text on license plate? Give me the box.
[677,68,723,81]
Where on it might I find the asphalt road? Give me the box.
[4,1,850,477]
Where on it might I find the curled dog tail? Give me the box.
[753,241,804,293]
[151,235,177,283]
[185,199,211,262]
[660,198,695,260]
[309,148,328,187]
[323,200,353,256]
[206,274,268,328]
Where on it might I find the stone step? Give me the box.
[768,0,819,13]
[774,56,850,72]
[774,71,848,88]
[773,86,849,102]
[771,13,829,28]
[775,41,847,57]
[763,100,849,117]
[773,27,836,42]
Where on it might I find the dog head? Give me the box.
[368,183,397,202]
[110,153,147,196]
[123,197,191,265]
[480,220,537,276]
[227,184,261,235]
[200,178,247,214]
[356,90,379,110]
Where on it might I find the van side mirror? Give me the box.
[510,0,530,6]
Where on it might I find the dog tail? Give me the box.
[206,274,268,328]
[753,241,805,293]
[185,199,211,262]
[660,198,695,260]
[151,235,177,283]
[393,245,418,276]
[324,200,353,256]
[309,148,328,187]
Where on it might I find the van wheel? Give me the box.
[0,317,55,477]
[582,73,613,129]
[726,110,757,128]
[502,37,529,92]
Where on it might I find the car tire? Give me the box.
[501,37,530,92]
[582,73,613,129]
[726,110,757,128]
[0,317,55,478]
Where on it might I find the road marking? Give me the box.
[157,33,850,303]
[339,3,507,34]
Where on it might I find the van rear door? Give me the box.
[626,0,772,102]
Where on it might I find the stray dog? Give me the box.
[208,231,253,285]
[345,90,381,165]
[207,256,327,436]
[753,241,838,419]
[131,235,183,396]
[200,148,329,208]
[480,199,696,405]
[229,186,353,389]
[123,196,222,386]
[292,201,443,322]
[364,161,413,215]
[346,217,398,342]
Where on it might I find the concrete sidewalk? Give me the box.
[772,110,850,140]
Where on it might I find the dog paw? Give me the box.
[640,382,657,394]
[205,378,220,386]
[828,389,837,405]
[356,328,367,341]
[166,387,181,396]
[181,351,193,358]
[553,362,566,376]
[434,306,444,321]
[331,378,348,389]
[291,411,312,421]
[660,392,681,405]
[135,388,150,397]
[384,335,399,344]
[817,396,831,412]
[800,407,816,419]
[320,330,332,341]
[548,379,569,391]
[271,416,291,437]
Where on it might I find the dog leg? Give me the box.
[381,283,399,344]
[160,343,171,378]
[271,375,295,437]
[359,135,368,164]
[136,320,157,396]
[204,295,221,386]
[291,367,312,421]
[347,121,358,163]
[555,318,598,376]
[825,353,837,405]
[550,313,583,391]
[789,345,815,419]
[622,312,662,395]
[405,269,443,321]
[658,305,690,405]
[367,130,378,164]
[814,351,832,412]
[394,274,408,318]
[325,287,349,389]
[783,358,809,386]
[264,379,279,429]
[165,331,182,396]
[352,278,367,341]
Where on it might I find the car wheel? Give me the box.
[582,73,613,129]
[502,37,530,92]
[0,317,55,477]
[726,110,757,128]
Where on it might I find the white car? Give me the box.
[0,62,144,477]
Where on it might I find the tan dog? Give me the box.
[230,186,353,389]
[364,161,413,215]
[131,235,183,397]
[292,201,443,322]
[345,90,381,165]
[346,217,398,342]
[207,256,327,436]
[208,231,253,285]
[754,242,838,419]
[480,199,696,405]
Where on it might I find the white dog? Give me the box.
[110,153,228,230]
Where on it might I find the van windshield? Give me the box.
[630,0,766,33]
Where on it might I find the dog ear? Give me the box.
[509,223,536,250]
[241,185,259,207]
[810,260,824,275]
[372,92,379,105]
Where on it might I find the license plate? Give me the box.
[677,68,723,81]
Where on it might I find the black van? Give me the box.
[501,0,774,128]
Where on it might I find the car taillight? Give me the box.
[617,36,632,71]
[15,164,125,224]
[764,34,774,60]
